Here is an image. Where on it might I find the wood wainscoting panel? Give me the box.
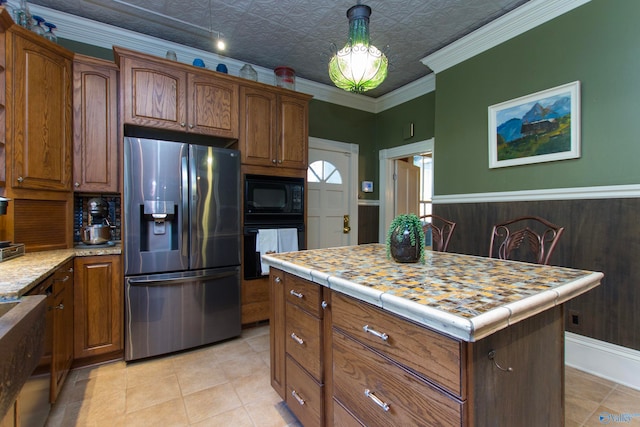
[358,204,379,244]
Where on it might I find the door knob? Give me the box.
[343,215,351,234]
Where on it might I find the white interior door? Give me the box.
[394,159,420,215]
[307,138,358,249]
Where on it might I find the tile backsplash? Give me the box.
[74,194,121,243]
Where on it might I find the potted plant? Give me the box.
[386,213,425,263]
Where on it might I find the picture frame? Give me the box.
[488,81,580,168]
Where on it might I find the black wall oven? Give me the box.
[243,174,305,280]
[243,223,305,279]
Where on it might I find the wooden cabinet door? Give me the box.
[73,55,119,192]
[188,73,238,138]
[50,261,74,403]
[8,31,72,191]
[73,255,123,360]
[240,86,277,167]
[278,94,308,169]
[120,56,187,131]
[270,269,286,399]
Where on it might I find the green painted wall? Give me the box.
[308,99,376,196]
[58,38,113,60]
[434,0,640,195]
[309,92,436,200]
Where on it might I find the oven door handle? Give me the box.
[127,271,237,286]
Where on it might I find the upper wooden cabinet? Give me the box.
[114,47,238,139]
[240,86,310,170]
[73,55,119,193]
[6,25,73,192]
[0,21,74,250]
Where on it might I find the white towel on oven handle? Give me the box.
[257,229,278,275]
[277,228,299,253]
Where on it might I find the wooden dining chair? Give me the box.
[489,216,565,265]
[421,214,456,252]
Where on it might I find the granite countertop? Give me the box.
[0,243,121,298]
[262,243,603,342]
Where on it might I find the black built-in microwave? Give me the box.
[243,174,304,225]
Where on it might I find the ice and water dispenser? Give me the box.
[140,200,179,252]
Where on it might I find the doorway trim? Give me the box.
[378,138,434,242]
[309,137,359,245]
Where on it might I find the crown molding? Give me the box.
[421,0,591,73]
[13,0,584,112]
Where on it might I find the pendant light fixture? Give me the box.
[328,2,388,93]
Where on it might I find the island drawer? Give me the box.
[286,355,323,427]
[332,330,464,427]
[284,273,322,317]
[332,292,464,398]
[285,301,322,380]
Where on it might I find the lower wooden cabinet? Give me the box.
[50,260,74,402]
[270,270,325,427]
[73,255,123,362]
[26,259,74,403]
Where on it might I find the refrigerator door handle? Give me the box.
[127,270,238,286]
[181,154,189,258]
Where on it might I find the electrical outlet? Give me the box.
[569,309,581,327]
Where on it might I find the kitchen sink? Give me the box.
[0,296,47,420]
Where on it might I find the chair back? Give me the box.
[489,216,564,265]
[421,214,456,252]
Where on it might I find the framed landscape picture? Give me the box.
[488,81,581,168]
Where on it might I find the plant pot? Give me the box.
[389,227,420,263]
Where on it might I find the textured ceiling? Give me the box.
[28,0,529,97]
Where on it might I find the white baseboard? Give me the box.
[565,332,640,390]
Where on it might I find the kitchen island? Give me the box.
[262,243,603,427]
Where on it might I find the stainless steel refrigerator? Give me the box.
[123,136,241,361]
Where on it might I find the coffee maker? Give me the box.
[81,198,114,245]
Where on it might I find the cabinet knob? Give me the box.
[274,277,281,283]
[50,303,64,310]
[74,182,80,187]
[278,160,282,164]
[272,159,277,164]
[180,122,186,127]
[17,176,24,183]
[189,124,194,129]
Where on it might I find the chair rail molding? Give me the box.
[433,184,640,204]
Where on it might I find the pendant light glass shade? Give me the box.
[329,4,388,93]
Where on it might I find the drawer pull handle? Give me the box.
[365,389,390,412]
[290,332,304,345]
[290,290,304,299]
[291,389,305,406]
[363,325,389,341]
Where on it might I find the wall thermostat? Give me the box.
[361,181,373,193]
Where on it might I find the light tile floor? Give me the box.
[43,324,640,426]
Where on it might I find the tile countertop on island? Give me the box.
[0,243,122,298]
[262,243,604,342]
